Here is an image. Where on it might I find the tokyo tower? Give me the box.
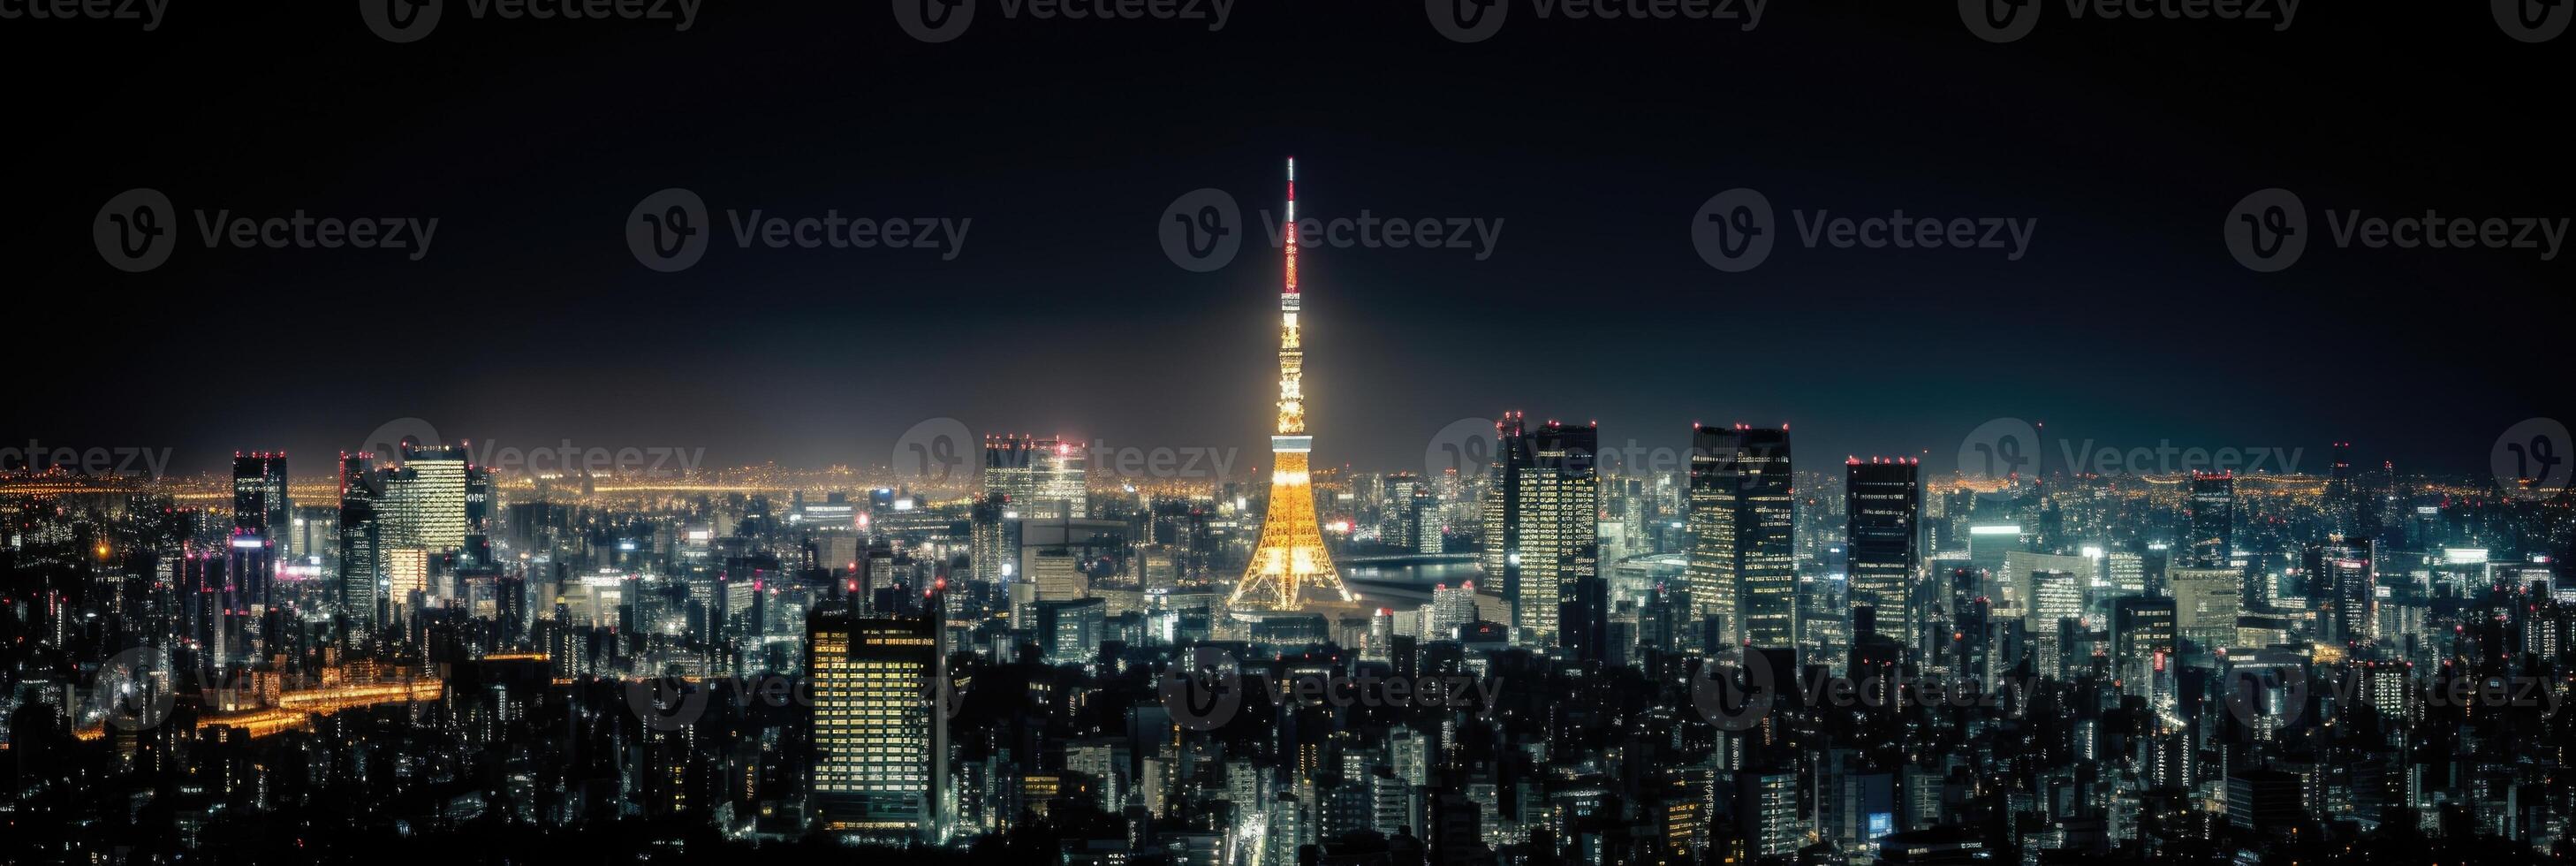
[1229,157,1353,612]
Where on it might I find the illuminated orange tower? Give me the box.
[1231,157,1352,612]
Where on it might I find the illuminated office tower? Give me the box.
[386,442,470,552]
[2169,566,2241,650]
[2325,441,2359,536]
[2027,569,2083,675]
[1845,458,1922,651]
[1409,483,1441,554]
[2185,471,2235,569]
[1688,425,1795,650]
[1966,523,2023,583]
[1508,421,1598,643]
[2309,536,2375,649]
[462,463,493,566]
[231,452,289,546]
[2110,596,2177,695]
[1480,413,1533,584]
[338,452,383,627]
[808,608,939,837]
[983,434,1087,520]
[1430,581,1478,639]
[383,548,430,612]
[968,493,1011,582]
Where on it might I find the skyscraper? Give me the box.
[1479,413,1532,582]
[231,452,289,545]
[1845,458,1921,653]
[387,441,469,552]
[809,607,939,837]
[1688,425,1795,650]
[338,452,382,628]
[2185,471,2235,569]
[983,436,1090,520]
[1557,541,1606,661]
[1231,157,1351,612]
[2310,536,2375,648]
[1509,421,1597,643]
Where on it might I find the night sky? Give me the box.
[7,2,2568,480]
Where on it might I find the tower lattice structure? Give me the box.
[1231,157,1352,612]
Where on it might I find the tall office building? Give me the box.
[387,442,470,552]
[2310,536,2376,648]
[968,492,1011,582]
[1557,542,1606,661]
[984,435,1089,521]
[809,608,939,837]
[2185,471,2235,569]
[1688,425,1795,650]
[2110,596,2177,695]
[1845,458,1922,652]
[231,452,290,545]
[1507,421,1597,643]
[1479,413,1533,586]
[2169,566,2240,650]
[338,452,383,627]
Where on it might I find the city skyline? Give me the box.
[7,4,2574,864]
